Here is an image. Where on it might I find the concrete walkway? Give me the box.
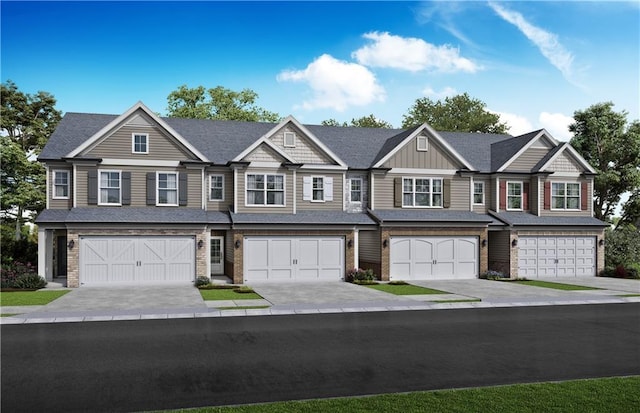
[1,278,638,325]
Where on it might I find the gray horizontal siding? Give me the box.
[236,168,294,214]
[540,178,592,217]
[505,148,548,172]
[297,172,344,211]
[206,171,233,212]
[49,167,73,209]
[373,173,468,210]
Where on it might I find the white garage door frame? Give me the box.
[79,236,196,286]
[390,236,479,281]
[244,236,345,283]
[518,236,596,277]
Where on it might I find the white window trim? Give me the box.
[245,173,286,207]
[132,133,149,154]
[350,178,363,204]
[311,176,325,203]
[209,174,225,202]
[416,135,428,151]
[550,182,581,211]
[156,171,178,207]
[283,132,296,148]
[473,181,485,205]
[506,181,523,211]
[402,177,443,208]
[98,170,122,206]
[52,170,70,200]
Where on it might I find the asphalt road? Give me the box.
[2,303,639,412]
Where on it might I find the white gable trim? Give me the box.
[232,115,347,167]
[246,140,297,163]
[497,129,558,172]
[372,123,475,170]
[536,143,596,174]
[66,101,209,161]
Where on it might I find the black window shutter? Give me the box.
[179,172,188,206]
[146,172,155,205]
[87,170,98,205]
[121,172,131,205]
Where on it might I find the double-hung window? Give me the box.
[209,175,224,201]
[507,182,522,210]
[157,172,178,205]
[53,170,69,199]
[99,171,121,205]
[312,177,324,201]
[246,174,284,206]
[552,182,580,210]
[350,178,362,203]
[473,182,484,205]
[132,133,148,154]
[403,177,442,207]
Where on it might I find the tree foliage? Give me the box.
[0,81,60,241]
[166,85,280,122]
[569,102,640,223]
[401,93,508,133]
[604,225,640,270]
[321,114,392,128]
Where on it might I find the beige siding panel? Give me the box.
[505,148,548,172]
[359,230,380,263]
[75,165,90,207]
[244,144,286,162]
[540,178,592,216]
[269,124,335,164]
[186,169,202,208]
[373,174,395,209]
[49,167,73,209]
[449,177,470,211]
[383,137,458,169]
[373,173,462,210]
[236,168,294,213]
[206,171,233,212]
[86,124,196,160]
[297,172,344,211]
[548,152,582,172]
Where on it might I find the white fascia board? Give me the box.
[373,123,475,171]
[66,101,209,162]
[497,129,559,172]
[388,168,459,175]
[298,164,348,171]
[100,158,182,167]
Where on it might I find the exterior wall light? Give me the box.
[235,240,241,249]
[67,240,75,250]
[599,239,605,247]
[347,239,353,248]
[481,239,487,248]
[197,239,204,249]
[511,239,518,248]
[383,239,388,248]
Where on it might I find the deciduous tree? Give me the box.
[321,114,392,128]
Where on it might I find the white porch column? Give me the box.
[38,228,53,281]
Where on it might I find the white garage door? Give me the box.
[518,236,596,277]
[80,236,195,286]
[244,237,344,283]
[390,237,479,280]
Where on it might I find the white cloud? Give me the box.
[492,111,534,136]
[539,112,574,141]
[488,2,579,86]
[422,86,457,99]
[352,31,479,73]
[277,54,385,112]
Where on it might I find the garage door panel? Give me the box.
[518,236,596,277]
[436,239,455,261]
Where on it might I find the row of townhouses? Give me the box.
[36,102,607,287]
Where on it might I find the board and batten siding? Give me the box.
[205,171,233,211]
[373,173,467,210]
[382,136,458,169]
[358,230,380,263]
[48,166,73,209]
[85,125,196,161]
[269,125,334,164]
[539,178,592,216]
[75,165,202,208]
[296,172,344,211]
[236,168,294,214]
[504,148,548,172]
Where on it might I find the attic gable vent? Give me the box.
[416,135,428,151]
[283,132,296,148]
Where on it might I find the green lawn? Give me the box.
[0,290,70,306]
[365,283,447,295]
[155,376,639,413]
[512,280,601,290]
[199,289,262,301]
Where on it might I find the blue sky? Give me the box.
[2,1,639,140]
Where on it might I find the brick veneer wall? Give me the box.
[66,227,208,288]
[379,227,489,281]
[230,230,357,284]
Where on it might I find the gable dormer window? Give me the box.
[132,133,148,154]
[416,135,428,151]
[283,132,296,148]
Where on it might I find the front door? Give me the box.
[210,236,224,275]
[56,236,68,277]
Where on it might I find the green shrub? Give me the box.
[1,262,44,289]
[194,276,211,287]
[624,263,640,279]
[346,268,376,283]
[605,225,640,269]
[480,270,506,280]
[13,274,46,289]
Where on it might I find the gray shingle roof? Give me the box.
[490,130,542,171]
[439,131,512,172]
[35,208,230,224]
[369,209,494,224]
[490,212,608,227]
[230,211,375,225]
